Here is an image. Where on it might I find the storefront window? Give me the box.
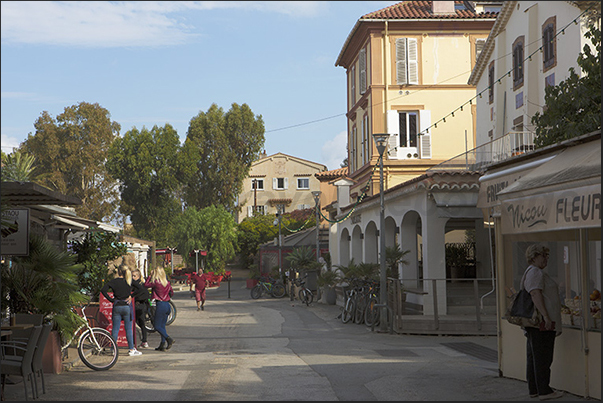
[504,228,601,332]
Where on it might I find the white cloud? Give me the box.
[1,133,23,153]
[0,1,325,48]
[321,130,347,171]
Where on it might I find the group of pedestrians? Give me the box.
[101,265,175,356]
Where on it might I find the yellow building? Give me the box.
[236,152,327,223]
[335,1,499,200]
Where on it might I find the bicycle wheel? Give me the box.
[144,309,156,333]
[271,283,286,298]
[304,289,314,306]
[78,328,119,371]
[251,285,262,299]
[354,297,366,324]
[298,289,308,304]
[364,297,380,328]
[166,300,177,325]
[341,298,355,323]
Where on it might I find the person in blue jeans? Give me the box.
[101,265,142,356]
[144,266,175,351]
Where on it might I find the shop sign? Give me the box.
[1,208,30,256]
[477,170,529,209]
[501,184,601,234]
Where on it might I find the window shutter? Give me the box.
[407,38,418,84]
[350,66,356,105]
[475,39,485,60]
[396,38,407,85]
[387,110,400,154]
[273,178,277,189]
[359,48,367,94]
[419,110,431,159]
[284,177,288,189]
[247,206,253,217]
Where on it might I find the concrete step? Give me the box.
[392,314,497,336]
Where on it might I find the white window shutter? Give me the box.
[475,38,485,60]
[387,110,400,154]
[419,110,431,159]
[247,205,253,217]
[396,38,407,85]
[273,178,277,189]
[408,38,418,84]
[284,177,288,189]
[359,48,367,94]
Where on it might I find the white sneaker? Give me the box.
[140,342,150,348]
[129,349,142,356]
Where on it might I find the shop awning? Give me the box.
[497,139,600,199]
[1,182,81,206]
[497,137,601,234]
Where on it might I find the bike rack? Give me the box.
[370,303,394,334]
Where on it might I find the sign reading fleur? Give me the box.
[501,184,601,234]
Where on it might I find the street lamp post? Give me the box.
[277,204,283,279]
[373,132,390,333]
[311,191,322,261]
[252,179,258,214]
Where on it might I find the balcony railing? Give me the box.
[428,131,536,172]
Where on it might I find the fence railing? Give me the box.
[428,131,536,172]
[387,277,497,334]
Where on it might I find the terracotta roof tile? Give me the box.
[361,1,498,20]
[315,167,348,181]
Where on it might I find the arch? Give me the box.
[384,216,398,249]
[351,225,363,262]
[400,210,422,287]
[339,227,350,266]
[365,221,378,264]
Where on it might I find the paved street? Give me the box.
[3,274,592,401]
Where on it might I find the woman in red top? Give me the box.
[144,267,174,351]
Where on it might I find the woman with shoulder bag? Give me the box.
[522,244,563,401]
[131,268,151,349]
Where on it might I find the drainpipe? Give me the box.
[383,20,389,133]
[480,208,496,312]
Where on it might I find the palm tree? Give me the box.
[285,246,321,274]
[1,149,39,182]
[385,245,410,280]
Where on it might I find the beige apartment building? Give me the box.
[236,152,327,223]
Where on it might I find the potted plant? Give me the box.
[317,268,341,305]
[1,234,88,373]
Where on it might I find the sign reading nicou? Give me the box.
[1,208,30,256]
[501,184,601,234]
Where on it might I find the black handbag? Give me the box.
[506,288,542,328]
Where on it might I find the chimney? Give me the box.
[432,1,455,15]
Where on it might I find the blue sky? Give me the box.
[1,1,395,171]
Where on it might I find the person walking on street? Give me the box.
[101,265,142,357]
[522,243,563,401]
[131,268,151,349]
[190,270,209,311]
[144,266,175,351]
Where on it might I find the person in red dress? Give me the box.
[190,270,209,311]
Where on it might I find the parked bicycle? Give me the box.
[294,274,313,306]
[363,282,381,327]
[250,276,286,299]
[60,304,119,371]
[142,299,177,333]
[341,278,362,323]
